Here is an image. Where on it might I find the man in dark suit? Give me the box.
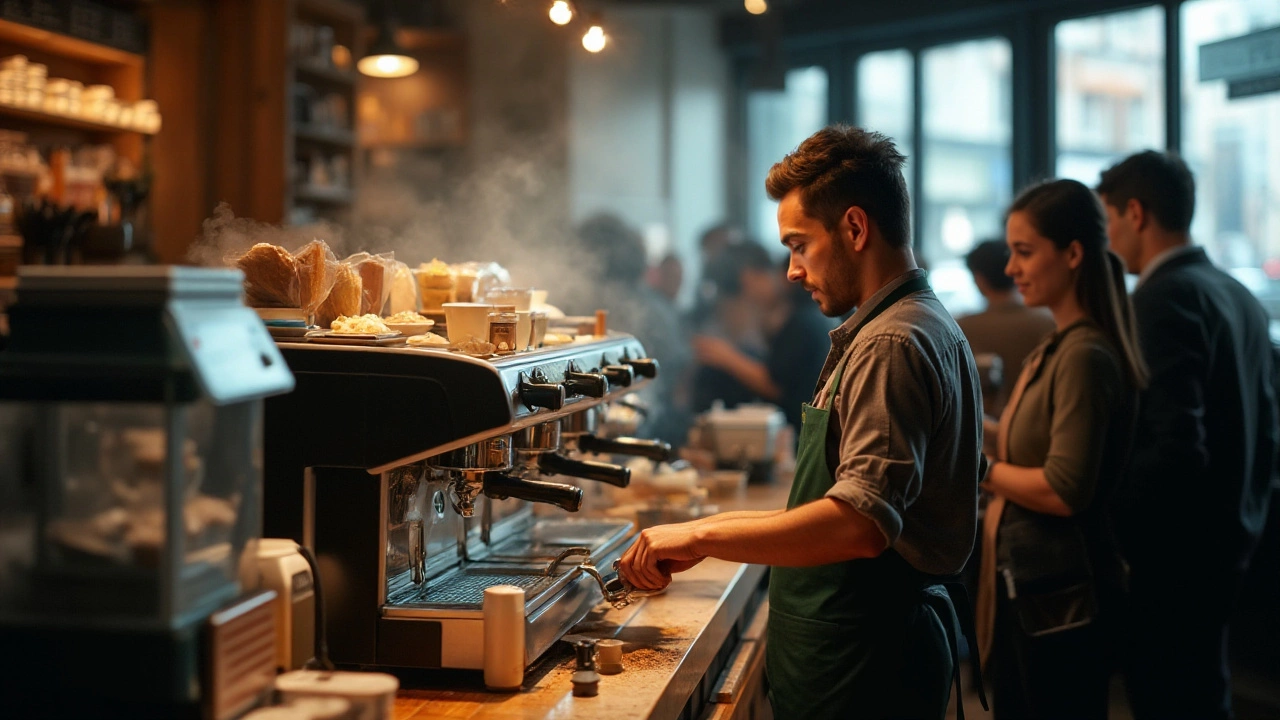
[1099,150,1279,720]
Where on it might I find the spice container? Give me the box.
[488,304,518,354]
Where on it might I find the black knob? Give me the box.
[539,452,631,488]
[484,473,583,512]
[625,357,659,379]
[564,370,607,398]
[521,378,566,411]
[577,434,674,463]
[601,365,634,388]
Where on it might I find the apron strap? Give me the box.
[921,583,990,720]
[820,272,932,412]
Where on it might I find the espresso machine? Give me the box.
[0,267,295,719]
[263,335,670,671]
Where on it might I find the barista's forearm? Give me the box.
[690,509,786,526]
[691,498,885,566]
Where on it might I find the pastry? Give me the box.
[236,243,298,307]
[331,314,392,335]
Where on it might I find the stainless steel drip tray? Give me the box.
[385,567,568,611]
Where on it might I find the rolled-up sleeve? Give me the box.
[825,335,940,545]
[1043,340,1124,512]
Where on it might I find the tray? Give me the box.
[306,331,405,347]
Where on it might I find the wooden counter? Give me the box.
[391,485,789,720]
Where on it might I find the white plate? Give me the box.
[386,321,434,336]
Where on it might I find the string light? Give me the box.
[582,24,607,53]
[549,1,573,26]
[744,0,767,15]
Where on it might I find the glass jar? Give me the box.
[487,305,518,355]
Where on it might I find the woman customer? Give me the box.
[975,179,1147,719]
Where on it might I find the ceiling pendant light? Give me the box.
[358,4,419,78]
[549,1,574,26]
[744,0,768,14]
[582,19,607,53]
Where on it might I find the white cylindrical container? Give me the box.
[275,670,398,720]
[483,585,526,691]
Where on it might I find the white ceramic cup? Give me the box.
[484,287,534,312]
[443,302,493,344]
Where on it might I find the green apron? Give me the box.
[766,274,986,720]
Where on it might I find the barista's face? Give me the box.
[777,190,860,317]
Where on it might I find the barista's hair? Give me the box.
[1009,179,1148,388]
[1096,150,1196,233]
[765,125,911,248]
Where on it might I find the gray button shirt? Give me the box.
[814,269,983,576]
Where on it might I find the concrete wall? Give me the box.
[569,7,731,306]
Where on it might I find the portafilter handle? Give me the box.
[576,434,674,463]
[521,376,566,411]
[624,357,659,379]
[564,370,608,399]
[483,472,583,512]
[538,452,632,488]
[601,365,634,388]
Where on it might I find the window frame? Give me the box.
[729,0,1192,253]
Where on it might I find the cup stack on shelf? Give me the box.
[0,55,162,134]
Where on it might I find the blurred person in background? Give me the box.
[1099,151,1278,720]
[578,213,691,445]
[648,252,684,305]
[976,179,1145,720]
[689,222,745,329]
[691,241,835,436]
[957,239,1056,416]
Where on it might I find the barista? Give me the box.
[618,125,985,719]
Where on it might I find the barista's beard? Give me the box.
[821,235,861,317]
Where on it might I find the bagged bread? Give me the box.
[345,252,395,316]
[294,239,338,324]
[236,243,299,307]
[387,260,420,315]
[317,263,361,328]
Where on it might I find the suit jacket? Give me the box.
[1113,248,1279,573]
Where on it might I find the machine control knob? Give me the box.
[601,365,634,388]
[520,374,566,411]
[624,357,659,379]
[564,370,608,398]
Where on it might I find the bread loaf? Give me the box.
[294,239,338,321]
[317,263,361,328]
[357,257,388,315]
[237,243,298,307]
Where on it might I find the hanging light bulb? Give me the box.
[549,1,573,26]
[582,24,607,53]
[744,0,767,14]
[358,18,419,78]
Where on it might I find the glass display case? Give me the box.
[0,400,262,627]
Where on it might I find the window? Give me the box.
[746,66,829,243]
[921,37,1012,316]
[856,49,914,201]
[1055,6,1165,184]
[1182,0,1280,325]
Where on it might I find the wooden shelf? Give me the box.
[295,124,354,148]
[0,18,143,68]
[0,276,16,290]
[293,186,353,205]
[295,60,358,88]
[0,102,156,136]
[361,139,461,151]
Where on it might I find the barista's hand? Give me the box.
[618,522,706,591]
[692,336,740,371]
